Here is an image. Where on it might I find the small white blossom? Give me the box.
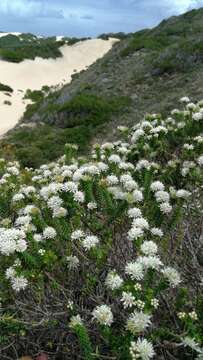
[105,271,123,290]
[130,338,155,360]
[141,241,158,256]
[43,227,57,239]
[82,235,99,250]
[121,291,136,309]
[92,305,113,326]
[162,267,181,287]
[125,261,144,280]
[126,311,151,334]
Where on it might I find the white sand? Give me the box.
[0,32,22,38]
[0,38,118,135]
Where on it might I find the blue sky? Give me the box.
[0,0,203,37]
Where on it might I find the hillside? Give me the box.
[0,37,117,137]
[1,8,203,167]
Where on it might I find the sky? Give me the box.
[0,0,203,37]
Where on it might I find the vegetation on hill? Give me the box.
[1,92,130,167]
[98,32,131,40]
[2,8,203,168]
[0,34,91,63]
[0,97,202,359]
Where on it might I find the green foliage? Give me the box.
[57,93,130,128]
[3,100,12,106]
[73,324,94,360]
[98,32,131,40]
[0,34,64,62]
[1,93,130,167]
[24,89,44,103]
[2,124,91,167]
[0,83,13,93]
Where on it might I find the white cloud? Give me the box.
[161,0,203,13]
[0,0,64,18]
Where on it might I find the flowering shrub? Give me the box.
[0,97,202,359]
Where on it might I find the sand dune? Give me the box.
[0,38,118,136]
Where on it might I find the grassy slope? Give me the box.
[1,8,203,167]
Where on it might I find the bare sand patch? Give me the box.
[0,38,118,136]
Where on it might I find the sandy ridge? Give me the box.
[0,38,118,135]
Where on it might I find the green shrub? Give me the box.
[0,83,13,93]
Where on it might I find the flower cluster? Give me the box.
[0,96,202,358]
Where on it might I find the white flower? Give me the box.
[150,181,165,192]
[74,191,85,203]
[131,129,145,143]
[63,181,78,193]
[69,315,83,328]
[15,239,27,252]
[12,193,25,202]
[128,227,144,241]
[105,271,123,290]
[189,311,198,321]
[126,311,151,334]
[71,229,84,241]
[160,202,172,214]
[186,102,196,111]
[43,226,57,239]
[15,215,32,227]
[108,154,121,164]
[87,202,97,210]
[197,155,203,166]
[183,143,194,150]
[53,207,67,218]
[92,305,113,326]
[180,96,190,103]
[136,160,151,171]
[132,190,143,202]
[120,174,133,184]
[155,190,170,203]
[47,195,63,209]
[132,217,149,230]
[106,175,119,185]
[125,261,144,280]
[151,227,163,237]
[7,166,19,176]
[0,228,26,255]
[121,291,135,309]
[176,189,191,199]
[66,255,80,269]
[38,249,46,255]
[11,276,28,292]
[130,338,155,360]
[138,256,163,270]
[182,337,201,352]
[124,180,138,191]
[193,112,203,121]
[162,267,181,287]
[33,233,43,242]
[5,267,16,279]
[101,142,114,150]
[141,241,158,256]
[151,298,159,309]
[82,235,99,250]
[128,207,142,218]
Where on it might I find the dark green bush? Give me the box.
[2,93,130,167]
[0,83,13,93]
